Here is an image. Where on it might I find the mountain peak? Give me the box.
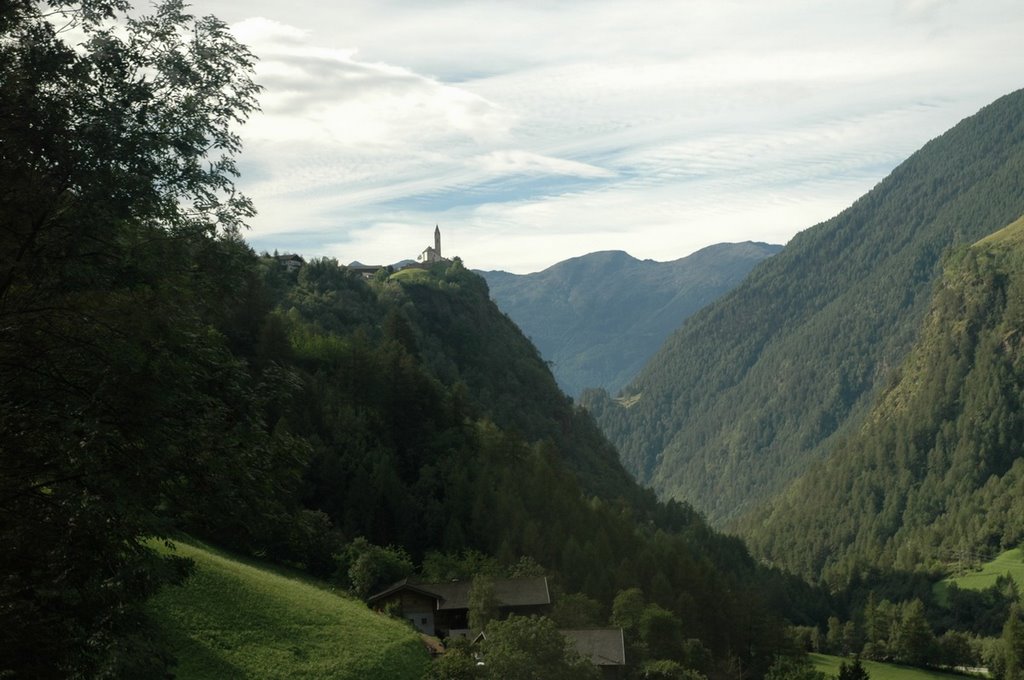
[480,242,781,397]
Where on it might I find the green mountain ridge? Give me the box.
[480,242,782,398]
[585,88,1024,527]
[742,214,1024,585]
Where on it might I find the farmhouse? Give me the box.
[366,576,551,638]
[347,263,385,279]
[274,253,305,272]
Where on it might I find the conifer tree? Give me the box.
[838,657,869,680]
[996,604,1024,680]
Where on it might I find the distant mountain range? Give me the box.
[478,243,782,397]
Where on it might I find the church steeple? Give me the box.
[434,225,441,258]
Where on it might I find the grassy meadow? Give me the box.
[942,548,1024,592]
[390,267,435,284]
[975,214,1024,247]
[810,654,976,680]
[146,539,428,679]
[933,547,1024,606]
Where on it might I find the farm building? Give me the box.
[367,576,551,638]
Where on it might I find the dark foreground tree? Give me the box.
[479,615,598,680]
[0,0,273,676]
[425,638,482,680]
[838,657,870,680]
[993,604,1024,680]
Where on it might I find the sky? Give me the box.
[188,0,1024,273]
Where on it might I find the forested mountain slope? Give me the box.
[390,263,637,499]
[479,242,781,397]
[742,216,1024,585]
[174,256,836,679]
[585,88,1024,526]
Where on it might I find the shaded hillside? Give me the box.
[741,216,1024,585]
[397,261,637,498]
[252,257,827,675]
[585,88,1024,526]
[480,243,782,397]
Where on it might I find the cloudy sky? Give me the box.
[191,0,1024,273]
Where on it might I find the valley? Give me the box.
[586,88,1024,530]
[6,1,1024,677]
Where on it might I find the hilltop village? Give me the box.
[273,226,450,278]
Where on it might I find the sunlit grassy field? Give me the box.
[811,654,976,680]
[933,547,1024,606]
[975,214,1024,247]
[942,548,1024,592]
[390,267,435,284]
[146,539,428,679]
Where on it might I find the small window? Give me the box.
[421,617,428,625]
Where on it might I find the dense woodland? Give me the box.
[743,220,1024,587]
[585,88,1024,525]
[263,258,836,678]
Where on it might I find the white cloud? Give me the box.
[231,16,309,46]
[184,0,1024,272]
[474,150,616,179]
[236,22,514,149]
[894,0,955,22]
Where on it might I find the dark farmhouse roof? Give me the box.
[367,576,551,611]
[561,628,627,666]
[366,578,440,604]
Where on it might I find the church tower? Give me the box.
[418,225,445,264]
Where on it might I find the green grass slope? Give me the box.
[147,540,428,680]
[935,547,1024,604]
[810,654,973,680]
[977,214,1024,248]
[587,88,1024,527]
